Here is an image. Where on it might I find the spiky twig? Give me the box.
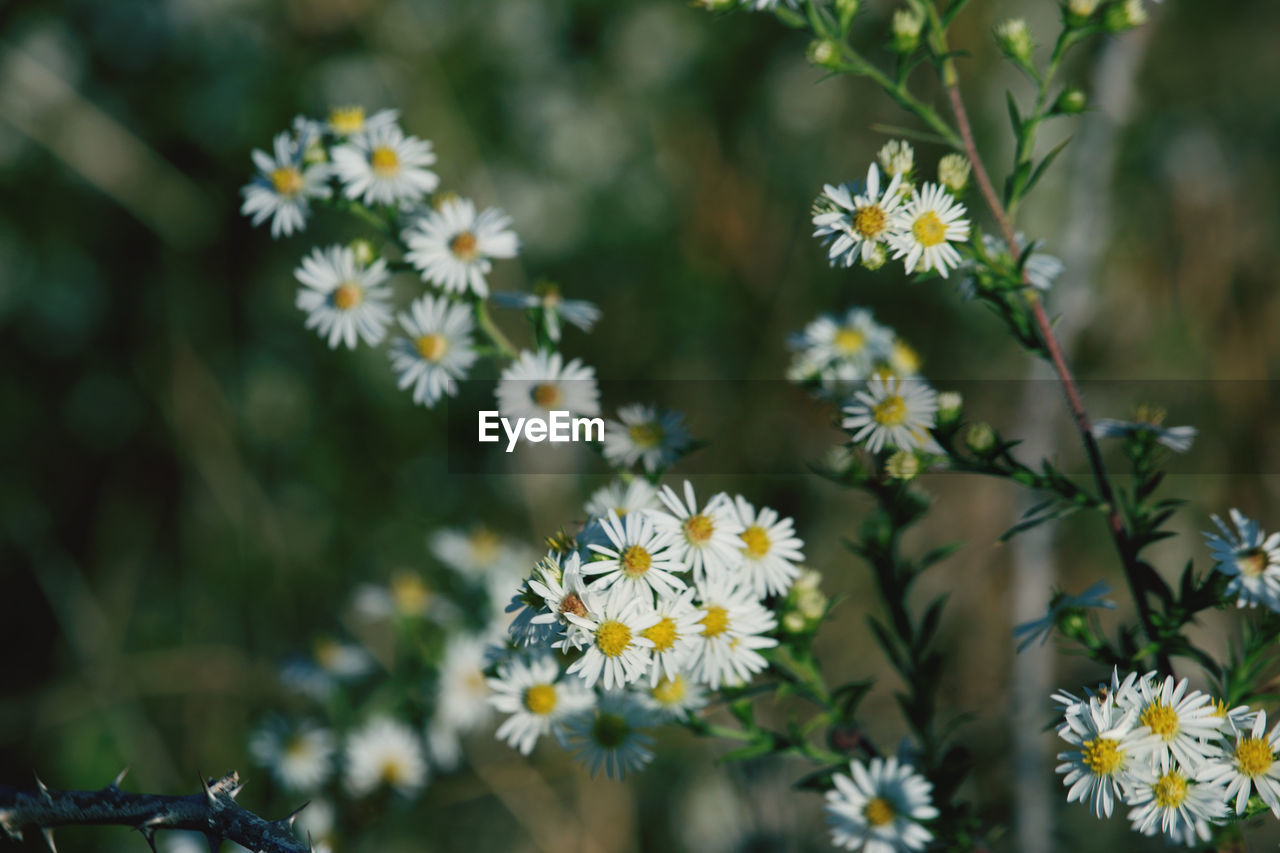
[0,771,310,853]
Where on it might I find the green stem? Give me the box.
[473,298,518,360]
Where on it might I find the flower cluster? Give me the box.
[1204,508,1280,611]
[490,478,808,777]
[1054,669,1277,846]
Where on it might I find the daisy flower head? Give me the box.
[1093,418,1197,454]
[687,575,778,690]
[602,404,692,474]
[430,526,530,582]
[889,183,970,278]
[494,349,601,422]
[331,123,438,207]
[343,716,428,798]
[1012,580,1116,652]
[488,653,595,755]
[1199,709,1280,817]
[584,478,660,519]
[241,131,331,238]
[249,720,335,793]
[842,375,940,455]
[492,281,600,343]
[1204,509,1280,610]
[388,294,478,408]
[294,245,393,350]
[638,672,708,721]
[877,139,915,179]
[825,756,938,853]
[584,509,686,606]
[1055,695,1146,818]
[1125,764,1227,846]
[787,307,894,386]
[564,595,659,690]
[652,481,745,584]
[403,197,519,298]
[527,550,597,631]
[1128,674,1221,771]
[326,105,399,138]
[813,164,907,269]
[639,587,704,686]
[731,496,805,598]
[353,571,436,621]
[565,692,656,779]
[428,633,498,770]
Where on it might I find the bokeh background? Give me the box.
[2,0,1279,850]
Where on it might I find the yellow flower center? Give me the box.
[652,675,687,705]
[1211,698,1230,718]
[592,712,629,748]
[1140,700,1180,739]
[740,525,771,558]
[415,333,449,362]
[1081,737,1123,777]
[892,340,921,374]
[620,545,652,578]
[370,145,400,176]
[328,106,365,134]
[449,231,479,261]
[872,394,908,426]
[523,684,558,715]
[1236,737,1275,776]
[390,574,429,613]
[642,616,678,652]
[912,211,947,247]
[469,528,501,564]
[269,166,305,196]
[283,735,312,759]
[683,513,714,544]
[1153,771,1188,809]
[628,421,664,449]
[595,620,632,657]
[1239,548,1270,578]
[380,759,408,785]
[863,797,896,827]
[313,639,340,669]
[701,605,730,638]
[333,283,363,311]
[834,327,866,354]
[853,204,888,238]
[532,382,561,408]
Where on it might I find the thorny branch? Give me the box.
[0,771,311,853]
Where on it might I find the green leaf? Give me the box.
[1006,92,1023,138]
[1024,137,1072,196]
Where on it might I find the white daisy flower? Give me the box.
[388,294,478,408]
[427,633,497,770]
[352,571,436,621]
[326,105,399,138]
[842,375,940,454]
[602,404,692,475]
[637,673,708,722]
[527,550,597,631]
[584,478,660,519]
[564,595,658,690]
[652,481,745,584]
[1204,509,1280,610]
[889,182,970,278]
[687,575,778,689]
[1209,699,1258,738]
[1055,695,1148,818]
[787,308,894,384]
[639,587,704,685]
[403,197,519,298]
[294,245,393,350]
[1093,418,1197,453]
[343,716,428,797]
[584,509,687,606]
[813,164,907,269]
[331,123,438,207]
[249,721,335,793]
[488,653,595,755]
[1012,580,1116,651]
[731,496,805,598]
[1198,709,1280,817]
[241,131,331,238]
[565,693,655,779]
[492,284,600,343]
[1128,674,1222,771]
[429,526,530,582]
[278,638,374,701]
[1125,764,1227,846]
[494,349,601,422]
[824,756,938,853]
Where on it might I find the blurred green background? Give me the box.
[2,0,1278,850]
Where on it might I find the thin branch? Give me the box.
[0,772,310,853]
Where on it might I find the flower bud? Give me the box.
[877,139,915,178]
[807,39,842,70]
[796,587,828,620]
[937,153,971,194]
[891,8,924,54]
[936,391,963,422]
[349,238,377,266]
[1065,0,1099,25]
[994,18,1034,65]
[835,0,861,27]
[885,450,919,481]
[695,0,736,10]
[1053,87,1088,115]
[965,422,996,454]
[861,242,888,271]
[783,611,808,634]
[1105,0,1146,32]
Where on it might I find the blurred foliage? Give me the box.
[1,0,1278,850]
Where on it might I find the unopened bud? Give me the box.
[877,139,915,177]
[808,39,841,70]
[891,8,924,54]
[937,154,971,194]
[783,611,808,633]
[965,421,996,454]
[349,239,377,266]
[1065,0,1099,24]
[937,391,963,422]
[835,0,861,26]
[861,242,888,271]
[1054,87,1088,115]
[885,449,919,481]
[1105,0,1147,32]
[995,18,1034,65]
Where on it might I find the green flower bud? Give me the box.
[807,39,842,70]
[936,391,963,422]
[937,154,971,195]
[350,238,377,266]
[965,422,996,455]
[861,242,888,271]
[1065,0,1099,25]
[1053,87,1088,115]
[835,0,862,27]
[877,139,915,178]
[885,449,920,481]
[891,8,924,54]
[796,587,828,620]
[783,610,808,634]
[994,18,1034,65]
[1105,0,1147,32]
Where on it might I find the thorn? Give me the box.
[34,774,53,804]
[284,800,310,829]
[136,825,158,853]
[227,781,245,800]
[41,827,57,853]
[199,773,217,808]
[0,810,23,843]
[111,767,130,790]
[204,831,221,853]
[307,830,314,853]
